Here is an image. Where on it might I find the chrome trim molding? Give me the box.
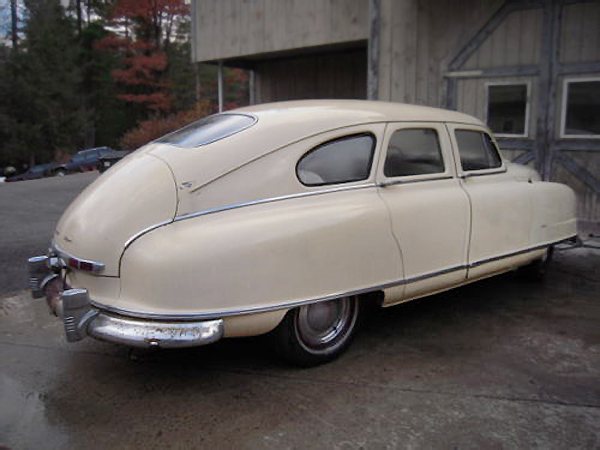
[123,219,174,250]
[174,183,378,223]
[468,240,561,268]
[378,175,454,188]
[121,184,378,250]
[52,243,106,274]
[153,113,258,148]
[90,235,576,322]
[459,167,508,179]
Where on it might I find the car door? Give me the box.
[376,122,471,304]
[446,123,533,279]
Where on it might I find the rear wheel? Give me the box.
[55,169,66,177]
[272,296,360,367]
[519,246,554,280]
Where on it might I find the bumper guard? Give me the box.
[28,255,224,348]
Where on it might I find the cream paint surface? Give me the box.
[50,101,577,336]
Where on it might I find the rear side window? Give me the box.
[455,130,502,171]
[297,134,375,186]
[384,128,444,177]
[157,113,256,147]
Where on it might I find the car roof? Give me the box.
[236,100,483,129]
[147,100,486,190]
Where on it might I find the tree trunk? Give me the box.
[10,0,18,49]
[76,0,82,35]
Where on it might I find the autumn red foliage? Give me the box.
[119,100,215,150]
[96,0,189,113]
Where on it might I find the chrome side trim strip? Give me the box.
[459,167,508,179]
[468,239,564,268]
[174,183,378,223]
[123,219,174,250]
[121,184,379,250]
[92,235,576,321]
[378,175,454,188]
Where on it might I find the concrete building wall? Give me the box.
[192,0,369,63]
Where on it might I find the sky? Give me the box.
[0,0,10,39]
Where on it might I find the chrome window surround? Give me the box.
[154,113,258,148]
[94,236,575,322]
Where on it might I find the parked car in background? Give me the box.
[50,147,113,176]
[5,163,55,182]
[97,150,131,173]
[29,101,577,366]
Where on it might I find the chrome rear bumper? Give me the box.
[28,255,224,348]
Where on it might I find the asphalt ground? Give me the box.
[0,174,599,449]
[0,173,99,295]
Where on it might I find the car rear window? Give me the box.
[156,114,256,148]
[296,133,375,186]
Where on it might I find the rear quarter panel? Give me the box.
[118,188,401,319]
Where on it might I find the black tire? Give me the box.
[519,245,554,281]
[272,295,361,367]
[55,169,67,177]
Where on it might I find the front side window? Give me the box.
[384,128,444,177]
[297,134,375,186]
[562,79,600,137]
[486,83,529,136]
[455,130,502,171]
[157,113,257,147]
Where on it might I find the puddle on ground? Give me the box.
[0,374,69,450]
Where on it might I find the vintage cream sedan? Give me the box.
[29,100,577,366]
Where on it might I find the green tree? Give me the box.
[1,0,86,166]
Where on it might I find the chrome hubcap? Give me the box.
[296,297,354,348]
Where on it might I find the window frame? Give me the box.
[559,76,600,140]
[377,122,455,185]
[447,123,506,178]
[295,132,377,187]
[484,81,531,138]
[382,127,447,179]
[156,113,258,147]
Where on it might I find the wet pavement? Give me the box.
[1,175,599,449]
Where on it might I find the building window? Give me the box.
[486,83,529,137]
[561,78,600,138]
[384,129,445,177]
[296,134,375,186]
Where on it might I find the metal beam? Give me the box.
[555,140,600,152]
[496,138,537,150]
[558,62,600,76]
[448,2,518,71]
[512,151,536,165]
[444,65,539,79]
[367,0,381,100]
[535,0,561,180]
[218,60,224,112]
[249,70,255,105]
[556,153,600,194]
